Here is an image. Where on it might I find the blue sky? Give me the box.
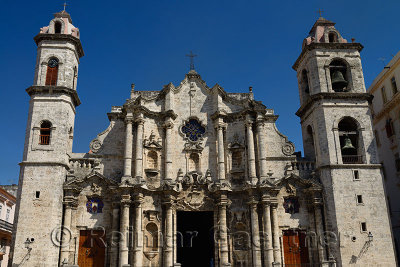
[0,0,399,184]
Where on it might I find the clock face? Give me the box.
[48,58,59,68]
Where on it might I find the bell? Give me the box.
[342,136,356,152]
[331,70,348,91]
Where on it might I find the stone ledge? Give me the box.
[26,85,81,107]
[296,92,373,118]
[34,33,84,58]
[293,42,364,70]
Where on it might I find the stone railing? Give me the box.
[291,160,316,171]
[69,158,96,169]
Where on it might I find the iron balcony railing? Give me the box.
[0,219,13,232]
[342,155,363,164]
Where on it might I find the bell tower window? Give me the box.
[39,121,52,145]
[328,32,338,43]
[54,21,62,34]
[45,58,59,86]
[330,60,348,92]
[338,117,362,164]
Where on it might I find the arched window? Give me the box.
[188,153,200,172]
[328,32,338,43]
[54,21,62,34]
[305,125,316,160]
[330,60,348,92]
[385,118,395,138]
[72,66,77,89]
[39,121,52,145]
[147,151,158,169]
[231,151,242,169]
[338,117,362,164]
[302,69,310,94]
[45,58,59,86]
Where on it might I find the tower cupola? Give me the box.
[39,10,80,38]
[302,17,347,49]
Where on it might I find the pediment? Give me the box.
[275,173,322,193]
[64,171,118,193]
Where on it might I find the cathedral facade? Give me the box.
[10,10,397,267]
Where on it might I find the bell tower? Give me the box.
[293,17,396,266]
[11,9,83,266]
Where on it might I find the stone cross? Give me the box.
[186,51,197,70]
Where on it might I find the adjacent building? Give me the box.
[0,187,16,267]
[9,10,397,267]
[368,50,400,259]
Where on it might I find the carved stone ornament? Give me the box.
[282,142,295,156]
[176,187,211,210]
[90,182,101,195]
[89,139,102,153]
[143,131,162,149]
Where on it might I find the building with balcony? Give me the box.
[0,186,16,267]
[368,50,400,259]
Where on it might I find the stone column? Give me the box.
[245,120,257,185]
[261,195,274,267]
[271,201,281,265]
[135,118,144,182]
[164,119,174,182]
[123,116,133,182]
[248,197,262,267]
[119,195,131,267]
[218,194,230,266]
[256,119,268,182]
[216,122,226,182]
[60,200,73,265]
[314,198,326,264]
[133,194,144,266]
[163,197,174,267]
[110,203,120,267]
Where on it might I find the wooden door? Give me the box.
[78,230,106,267]
[283,230,309,267]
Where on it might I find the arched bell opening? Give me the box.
[328,32,338,43]
[329,60,349,92]
[304,125,316,161]
[55,21,62,34]
[338,117,363,164]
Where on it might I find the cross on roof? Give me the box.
[186,51,197,71]
[317,8,324,17]
[63,1,68,11]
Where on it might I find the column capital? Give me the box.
[136,118,145,125]
[217,194,230,207]
[215,122,227,130]
[121,194,131,206]
[261,194,271,204]
[313,197,324,207]
[134,193,144,205]
[245,120,254,128]
[125,115,134,124]
[270,197,279,208]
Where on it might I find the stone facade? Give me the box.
[367,50,400,261]
[9,12,397,267]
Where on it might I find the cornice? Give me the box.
[26,85,81,107]
[34,33,84,58]
[296,92,373,118]
[293,42,364,71]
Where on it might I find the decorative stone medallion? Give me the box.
[89,139,102,153]
[282,142,295,156]
[181,118,205,142]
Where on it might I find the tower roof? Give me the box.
[53,10,72,23]
[309,17,335,34]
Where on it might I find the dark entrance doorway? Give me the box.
[177,211,214,267]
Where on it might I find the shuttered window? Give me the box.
[45,58,59,86]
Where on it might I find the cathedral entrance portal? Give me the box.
[177,211,214,267]
[282,230,310,267]
[77,230,106,267]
